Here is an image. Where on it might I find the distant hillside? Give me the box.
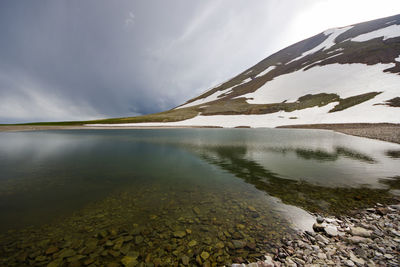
[87,14,400,128]
[17,14,400,128]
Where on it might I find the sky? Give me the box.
[1,0,400,123]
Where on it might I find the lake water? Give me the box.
[0,129,399,266]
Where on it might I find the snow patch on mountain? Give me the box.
[301,53,344,69]
[176,77,253,109]
[351,24,400,42]
[327,48,344,54]
[386,20,397,25]
[176,88,232,109]
[242,63,398,104]
[255,66,276,78]
[89,62,400,128]
[286,26,353,64]
[89,99,399,128]
[242,77,252,83]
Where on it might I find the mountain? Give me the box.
[92,14,400,128]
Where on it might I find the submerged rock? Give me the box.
[200,251,210,261]
[45,246,59,255]
[135,235,144,244]
[58,248,75,259]
[192,207,201,215]
[181,255,190,265]
[173,231,186,238]
[188,240,197,247]
[232,240,246,249]
[121,256,138,267]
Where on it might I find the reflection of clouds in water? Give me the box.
[269,196,315,232]
[0,131,102,163]
[247,143,400,188]
[2,128,398,189]
[195,144,395,215]
[177,129,400,188]
[0,129,399,230]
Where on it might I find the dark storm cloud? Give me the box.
[1,0,397,123]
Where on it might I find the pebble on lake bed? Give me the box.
[1,183,399,267]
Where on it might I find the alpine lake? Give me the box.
[0,128,399,266]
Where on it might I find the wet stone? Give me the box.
[232,240,246,249]
[135,235,144,245]
[83,258,95,265]
[236,224,245,230]
[47,259,63,267]
[121,255,138,267]
[188,240,197,247]
[193,207,201,215]
[124,235,133,242]
[215,241,225,249]
[350,227,372,237]
[173,231,186,238]
[316,216,324,223]
[58,248,76,259]
[313,223,325,232]
[181,255,190,265]
[247,206,257,212]
[200,251,210,261]
[67,255,85,262]
[99,230,108,238]
[105,240,114,247]
[35,255,47,262]
[325,225,338,237]
[45,245,59,255]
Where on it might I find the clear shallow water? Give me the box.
[0,129,399,266]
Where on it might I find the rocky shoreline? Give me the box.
[277,123,400,144]
[2,203,398,267]
[245,203,400,267]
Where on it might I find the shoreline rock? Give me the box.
[240,203,400,266]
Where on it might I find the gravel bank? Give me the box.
[277,123,400,144]
[242,203,400,267]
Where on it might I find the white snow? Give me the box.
[395,55,400,62]
[245,70,253,74]
[89,97,399,128]
[90,63,400,128]
[175,87,232,109]
[321,52,343,61]
[286,26,353,64]
[327,48,344,54]
[301,53,344,69]
[176,77,252,109]
[351,24,400,42]
[385,20,397,25]
[242,77,252,83]
[255,66,276,78]
[242,63,398,104]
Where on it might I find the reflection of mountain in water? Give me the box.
[380,176,400,191]
[385,150,400,159]
[196,146,395,215]
[269,146,376,163]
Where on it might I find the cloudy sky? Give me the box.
[1,0,399,123]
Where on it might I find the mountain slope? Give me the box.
[92,14,400,128]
